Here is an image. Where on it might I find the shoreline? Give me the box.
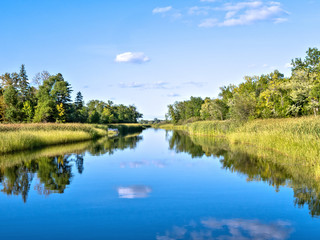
[0,123,118,155]
[156,116,320,166]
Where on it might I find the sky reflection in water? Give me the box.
[0,129,319,239]
[157,218,293,240]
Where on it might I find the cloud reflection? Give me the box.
[157,218,292,240]
[117,185,152,199]
[120,160,167,168]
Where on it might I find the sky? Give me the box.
[0,0,320,119]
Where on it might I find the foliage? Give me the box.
[167,96,204,124]
[166,47,320,123]
[0,65,142,124]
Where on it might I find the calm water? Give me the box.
[0,128,320,240]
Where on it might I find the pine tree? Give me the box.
[19,64,30,102]
[74,91,84,111]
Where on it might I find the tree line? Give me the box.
[0,67,142,123]
[166,47,320,123]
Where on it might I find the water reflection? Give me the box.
[157,218,293,240]
[168,130,320,217]
[117,185,152,199]
[0,133,143,202]
[120,160,167,168]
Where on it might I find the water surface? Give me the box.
[0,129,319,239]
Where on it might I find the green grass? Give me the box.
[159,116,320,165]
[0,123,111,154]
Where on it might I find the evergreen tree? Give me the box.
[74,91,84,111]
[18,64,30,102]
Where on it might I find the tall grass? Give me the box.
[159,116,320,164]
[0,123,110,154]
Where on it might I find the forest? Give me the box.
[0,68,142,123]
[166,47,320,123]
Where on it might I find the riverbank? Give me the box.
[0,123,116,154]
[157,116,320,165]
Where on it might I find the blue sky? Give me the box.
[1,0,319,119]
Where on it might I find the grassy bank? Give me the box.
[0,123,113,154]
[158,116,320,165]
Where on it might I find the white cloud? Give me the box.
[157,218,293,240]
[152,6,172,14]
[117,186,152,199]
[219,3,286,27]
[119,82,146,88]
[225,10,237,19]
[222,1,264,12]
[198,1,288,28]
[199,18,218,27]
[115,52,150,64]
[188,6,212,15]
[274,17,288,24]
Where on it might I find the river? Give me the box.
[0,128,319,239]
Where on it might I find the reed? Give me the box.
[159,116,320,164]
[0,123,111,154]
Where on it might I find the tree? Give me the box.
[32,71,51,88]
[200,98,228,120]
[0,93,5,122]
[229,92,256,122]
[167,104,178,124]
[56,103,66,123]
[74,91,84,110]
[256,71,290,118]
[34,73,72,122]
[101,107,114,123]
[292,48,320,75]
[88,110,100,123]
[18,64,30,102]
[72,91,87,123]
[3,85,21,122]
[309,81,320,116]
[0,72,19,89]
[33,77,56,122]
[22,101,34,122]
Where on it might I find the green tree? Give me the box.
[88,110,100,123]
[200,98,228,120]
[292,48,320,75]
[74,91,84,110]
[18,64,30,102]
[33,77,56,122]
[3,85,21,122]
[22,101,34,122]
[34,73,72,122]
[229,92,256,122]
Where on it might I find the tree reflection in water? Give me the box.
[168,130,320,217]
[0,134,143,202]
